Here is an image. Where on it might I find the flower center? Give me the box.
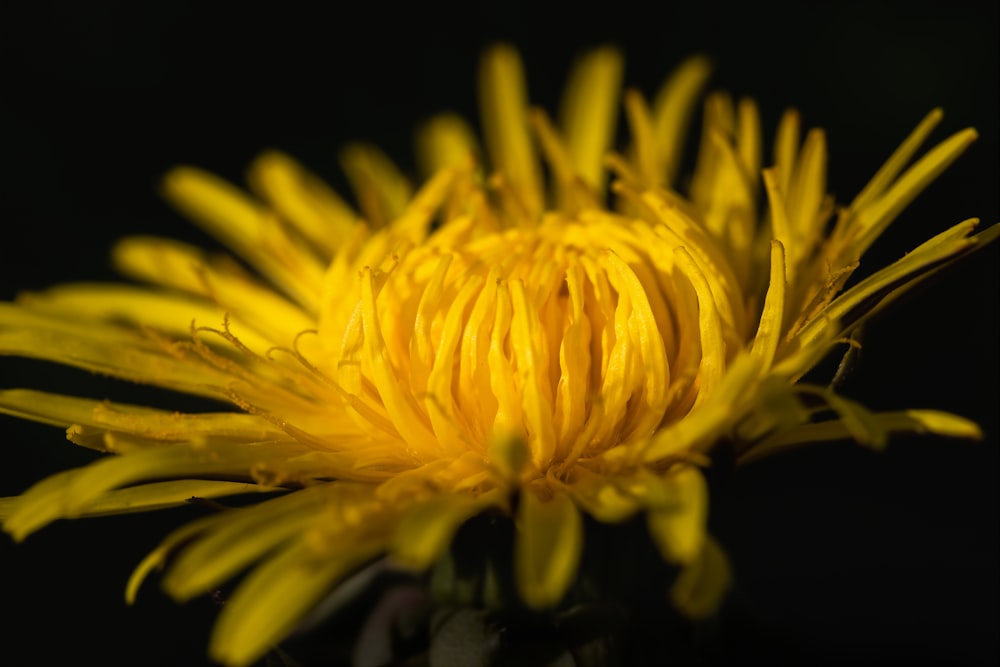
[315,212,725,475]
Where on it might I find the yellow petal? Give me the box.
[359,267,437,452]
[772,108,800,196]
[509,279,557,469]
[488,433,532,484]
[750,240,787,368]
[488,280,526,443]
[604,250,671,412]
[392,492,499,570]
[0,388,142,432]
[16,283,274,354]
[112,235,315,342]
[530,108,597,211]
[248,150,359,257]
[559,468,639,523]
[644,466,708,565]
[161,166,264,251]
[848,108,944,213]
[127,509,230,604]
[739,409,983,466]
[3,441,310,540]
[850,128,977,255]
[638,353,762,463]
[902,409,983,439]
[163,485,331,601]
[674,247,725,400]
[416,113,480,177]
[479,44,542,220]
[651,55,712,187]
[82,480,275,517]
[339,143,412,227]
[669,535,731,620]
[210,538,381,667]
[0,389,282,443]
[822,390,888,450]
[0,307,227,400]
[559,46,623,192]
[735,97,762,189]
[161,167,325,307]
[762,167,795,279]
[794,218,982,350]
[733,376,811,443]
[424,273,487,457]
[786,128,827,244]
[515,485,582,608]
[624,89,657,186]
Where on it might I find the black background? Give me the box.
[0,1,997,665]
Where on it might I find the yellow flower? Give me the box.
[0,44,994,665]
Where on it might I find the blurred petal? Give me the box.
[516,486,583,608]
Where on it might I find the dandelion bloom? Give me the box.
[1,45,995,665]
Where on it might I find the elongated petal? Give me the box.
[624,89,657,187]
[20,282,198,325]
[786,128,827,245]
[210,538,382,667]
[4,441,311,540]
[163,484,333,601]
[636,353,762,463]
[54,480,276,519]
[674,247,725,400]
[848,108,944,213]
[849,128,977,255]
[652,55,712,186]
[161,167,326,307]
[531,109,598,211]
[0,308,227,399]
[127,510,233,604]
[669,535,731,619]
[359,267,438,451]
[559,468,639,523]
[391,492,500,570]
[339,143,412,227]
[739,409,983,466]
[823,390,888,450]
[417,113,480,177]
[0,389,282,442]
[509,280,557,468]
[750,241,787,368]
[515,486,583,608]
[112,235,315,341]
[559,46,623,191]
[773,109,800,196]
[794,219,983,350]
[248,150,359,257]
[479,44,542,219]
[644,466,708,565]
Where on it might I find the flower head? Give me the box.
[1,44,995,666]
